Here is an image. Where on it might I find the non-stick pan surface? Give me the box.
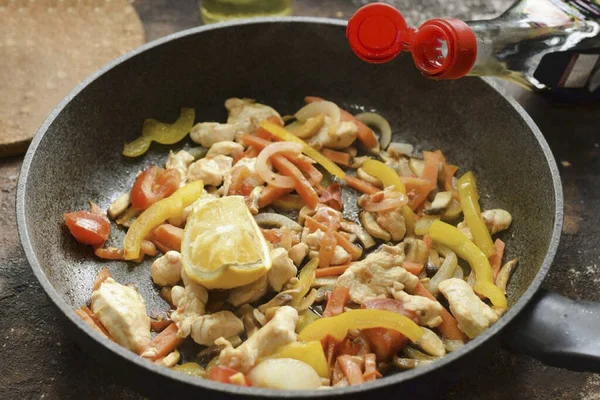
[17,18,563,398]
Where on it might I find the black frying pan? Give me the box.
[16,18,600,399]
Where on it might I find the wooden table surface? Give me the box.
[1,1,599,399]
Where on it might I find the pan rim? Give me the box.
[16,17,563,398]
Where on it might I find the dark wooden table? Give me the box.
[1,1,599,399]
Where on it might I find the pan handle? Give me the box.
[502,288,600,372]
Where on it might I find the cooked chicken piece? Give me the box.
[90,277,150,353]
[221,157,263,196]
[190,122,236,148]
[187,155,233,186]
[288,242,309,267]
[357,167,382,187]
[218,306,298,373]
[303,229,351,265]
[391,290,443,328]
[376,210,406,242]
[481,209,512,235]
[416,327,446,357]
[309,118,358,150]
[360,211,391,241]
[179,311,244,346]
[170,282,209,323]
[166,150,194,184]
[225,98,283,140]
[155,350,181,367]
[438,278,500,338]
[335,245,418,304]
[228,275,268,307]
[206,141,244,159]
[331,245,352,265]
[151,251,182,287]
[268,248,298,292]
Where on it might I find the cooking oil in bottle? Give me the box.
[201,0,293,24]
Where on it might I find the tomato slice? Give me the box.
[130,166,180,210]
[207,366,251,386]
[64,211,110,246]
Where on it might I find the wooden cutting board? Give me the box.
[0,0,145,157]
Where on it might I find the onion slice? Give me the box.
[295,101,340,127]
[254,213,303,232]
[356,112,392,150]
[361,196,407,212]
[256,142,302,189]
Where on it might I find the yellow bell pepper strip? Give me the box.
[123,180,204,260]
[122,136,152,158]
[299,309,423,343]
[291,257,319,306]
[259,120,346,179]
[272,341,329,378]
[361,159,406,193]
[123,108,195,157]
[428,220,507,309]
[457,171,495,257]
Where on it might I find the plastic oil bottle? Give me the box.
[347,1,600,101]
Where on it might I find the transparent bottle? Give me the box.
[347,1,600,101]
[201,0,292,24]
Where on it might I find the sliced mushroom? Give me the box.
[409,158,425,178]
[360,211,391,241]
[403,238,429,264]
[496,258,519,293]
[340,220,376,249]
[424,191,453,215]
[108,192,130,219]
[239,304,260,338]
[257,291,295,313]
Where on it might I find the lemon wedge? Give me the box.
[182,195,271,289]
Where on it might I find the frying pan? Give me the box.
[16,18,600,399]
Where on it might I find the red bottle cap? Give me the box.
[347,2,478,79]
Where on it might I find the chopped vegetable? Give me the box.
[123,108,195,157]
[457,172,496,257]
[260,120,346,179]
[296,309,321,333]
[299,309,423,343]
[321,148,352,167]
[75,306,111,338]
[401,177,436,211]
[305,96,379,151]
[363,353,380,381]
[149,224,183,253]
[496,258,518,294]
[344,175,379,195]
[272,193,304,210]
[318,183,343,211]
[338,355,365,385]
[355,112,392,150]
[271,155,319,209]
[130,166,181,210]
[305,216,362,260]
[173,362,205,377]
[64,210,110,246]
[323,286,350,317]
[428,220,507,309]
[123,180,204,260]
[402,261,424,276]
[287,114,325,139]
[291,257,319,307]
[141,323,184,361]
[422,151,443,186]
[361,159,406,193]
[93,267,112,291]
[272,341,329,378]
[316,264,351,278]
[208,366,251,386]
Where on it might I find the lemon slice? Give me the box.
[182,195,271,289]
